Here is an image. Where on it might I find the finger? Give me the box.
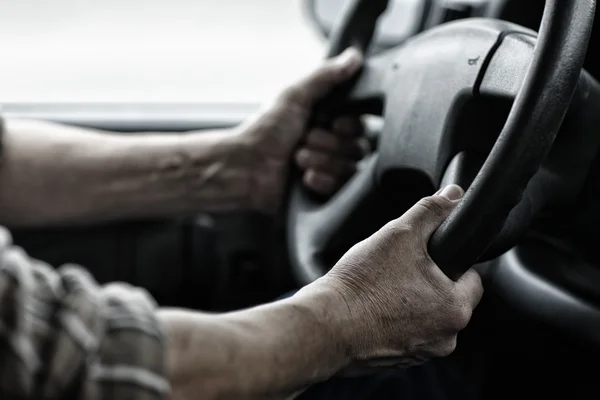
[303,170,337,195]
[0,226,13,248]
[395,184,465,239]
[284,48,363,106]
[296,148,357,176]
[457,268,484,309]
[305,128,365,158]
[332,116,365,137]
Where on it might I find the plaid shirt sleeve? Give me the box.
[0,226,170,400]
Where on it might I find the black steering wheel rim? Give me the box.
[287,0,596,285]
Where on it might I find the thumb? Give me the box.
[457,268,484,309]
[396,184,465,239]
[284,47,363,107]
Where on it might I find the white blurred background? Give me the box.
[0,0,425,105]
[0,0,326,103]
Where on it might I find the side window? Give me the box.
[0,0,326,104]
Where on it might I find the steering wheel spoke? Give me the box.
[287,157,380,283]
[342,54,392,116]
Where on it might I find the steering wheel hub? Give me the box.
[375,20,521,184]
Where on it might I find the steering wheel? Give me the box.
[287,0,596,284]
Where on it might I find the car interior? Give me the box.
[4,0,600,397]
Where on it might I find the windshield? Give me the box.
[0,0,325,104]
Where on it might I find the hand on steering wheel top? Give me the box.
[239,48,366,213]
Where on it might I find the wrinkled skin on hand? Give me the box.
[300,185,484,376]
[238,48,369,213]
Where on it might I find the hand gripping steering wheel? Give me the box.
[287,0,596,283]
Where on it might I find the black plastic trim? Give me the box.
[486,248,600,349]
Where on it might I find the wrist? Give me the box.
[176,129,257,213]
[228,128,266,212]
[292,282,353,372]
[229,125,284,214]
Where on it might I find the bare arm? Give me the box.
[0,50,370,228]
[0,118,253,227]
[160,287,347,400]
[0,50,368,228]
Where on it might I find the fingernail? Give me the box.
[438,184,464,201]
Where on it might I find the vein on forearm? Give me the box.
[0,119,252,227]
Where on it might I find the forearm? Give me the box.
[160,288,348,400]
[0,119,253,227]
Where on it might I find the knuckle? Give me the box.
[301,150,329,169]
[447,301,474,331]
[304,171,334,193]
[416,197,447,217]
[303,171,319,187]
[295,149,309,166]
[437,337,458,357]
[302,171,314,187]
[356,137,372,155]
[380,222,413,242]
